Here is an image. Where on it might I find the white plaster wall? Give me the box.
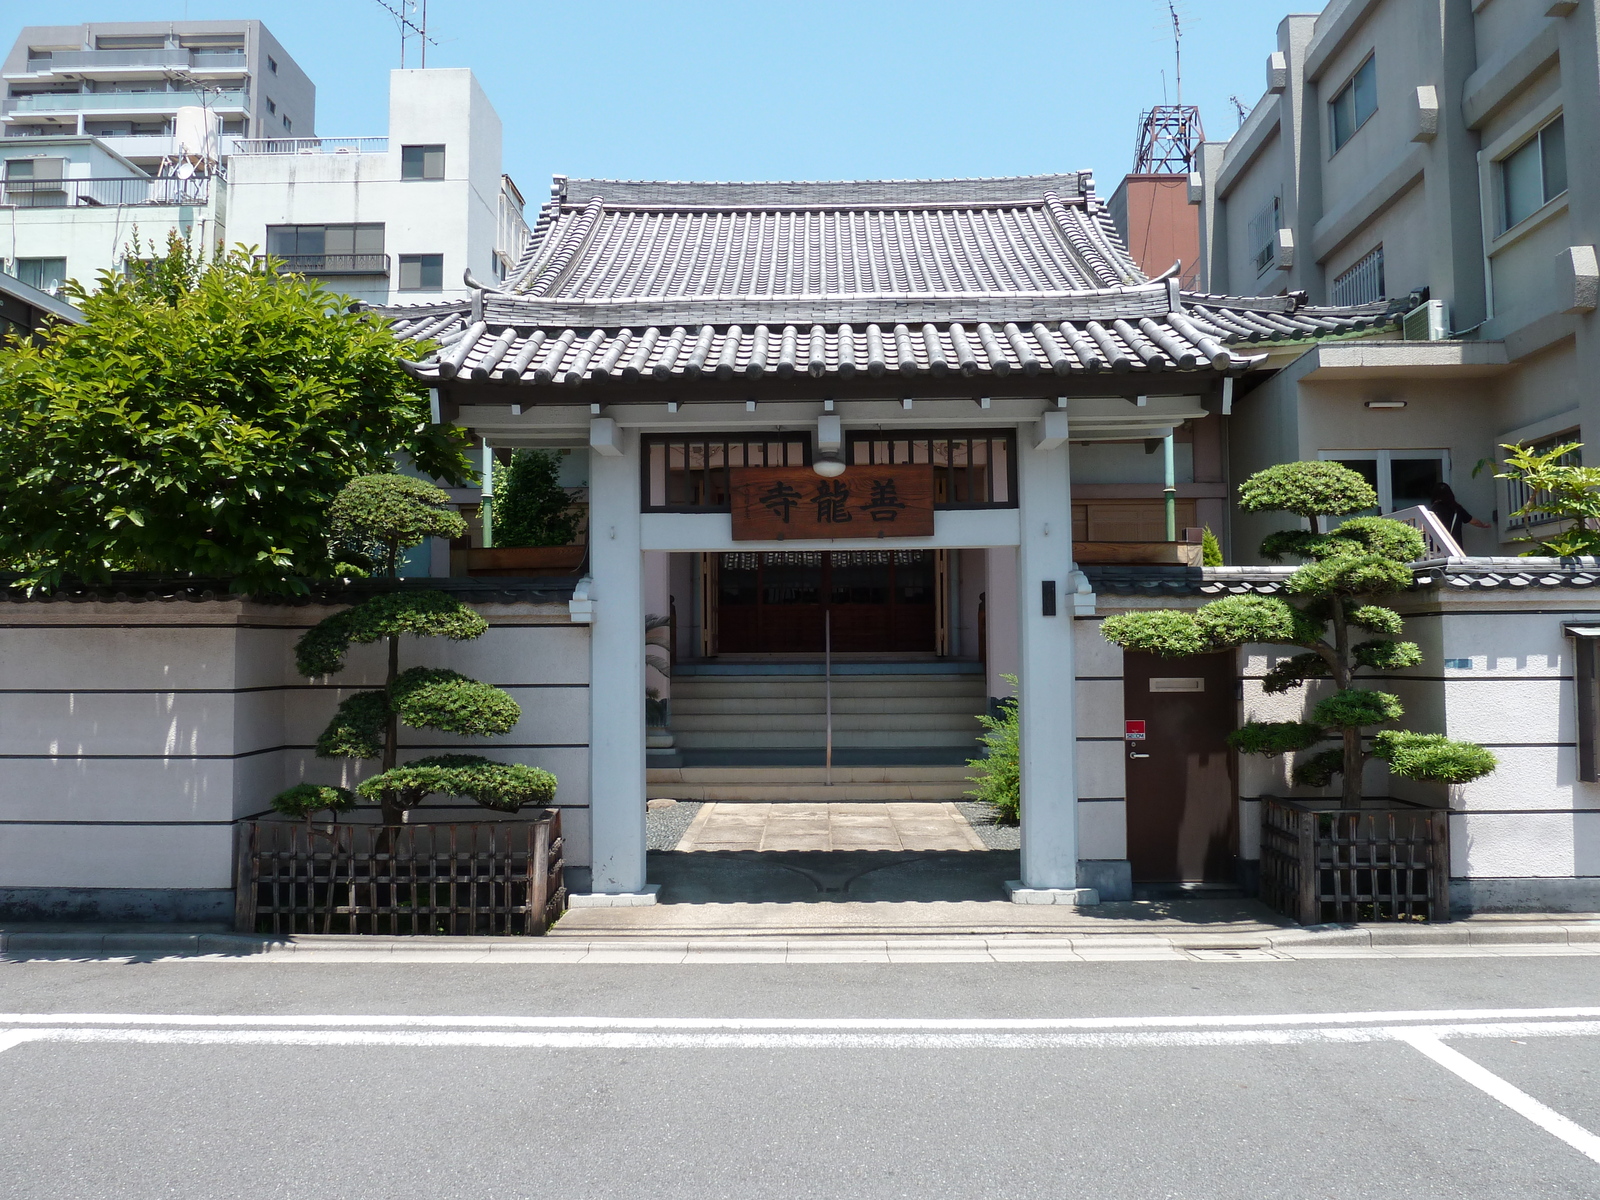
[0,598,593,898]
[1078,800,1127,860]
[984,547,1020,700]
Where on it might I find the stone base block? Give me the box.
[1005,881,1100,906]
[0,887,233,922]
[567,885,662,908]
[1451,876,1600,914]
[1077,859,1133,902]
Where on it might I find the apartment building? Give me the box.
[1192,0,1600,561]
[227,69,530,305]
[0,52,529,305]
[2,21,313,173]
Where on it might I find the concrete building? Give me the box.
[227,69,529,305]
[1188,0,1600,911]
[0,62,529,307]
[3,20,313,173]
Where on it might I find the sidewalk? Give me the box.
[4,910,1599,963]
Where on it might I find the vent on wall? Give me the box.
[1402,298,1448,341]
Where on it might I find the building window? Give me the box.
[1329,54,1377,153]
[282,115,292,131]
[1318,449,1449,515]
[401,144,447,180]
[1502,429,1580,532]
[1499,116,1566,233]
[265,224,387,274]
[267,55,278,74]
[12,257,67,291]
[847,431,1015,507]
[265,97,276,115]
[643,436,811,511]
[1331,245,1385,306]
[398,253,445,290]
[1249,197,1279,276]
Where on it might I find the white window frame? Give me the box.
[1248,196,1279,277]
[1317,448,1451,514]
[1476,98,1569,317]
[1328,53,1378,155]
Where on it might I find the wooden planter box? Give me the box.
[463,546,587,577]
[1260,797,1449,924]
[235,812,565,936]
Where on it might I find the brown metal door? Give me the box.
[1122,651,1238,882]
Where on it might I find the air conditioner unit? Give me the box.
[1403,298,1448,341]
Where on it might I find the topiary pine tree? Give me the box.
[1101,461,1496,805]
[272,474,556,826]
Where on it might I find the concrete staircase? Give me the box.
[649,668,988,802]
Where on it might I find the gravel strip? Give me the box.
[954,800,1020,850]
[646,800,704,851]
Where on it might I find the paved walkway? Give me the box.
[676,801,985,852]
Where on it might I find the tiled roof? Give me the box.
[0,577,579,605]
[378,171,1399,387]
[1084,559,1600,598]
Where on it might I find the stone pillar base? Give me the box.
[567,885,661,908]
[1005,881,1100,906]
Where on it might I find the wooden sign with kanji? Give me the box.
[729,465,936,540]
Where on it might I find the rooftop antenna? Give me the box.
[1229,95,1249,130]
[1132,0,1204,173]
[372,0,437,68]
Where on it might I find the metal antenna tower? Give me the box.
[372,0,437,68]
[1132,1,1204,173]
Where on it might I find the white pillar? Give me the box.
[1010,422,1091,903]
[578,429,653,902]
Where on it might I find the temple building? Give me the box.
[383,170,1396,904]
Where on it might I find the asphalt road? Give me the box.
[3,955,1599,1199]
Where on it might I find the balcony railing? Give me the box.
[7,90,249,115]
[23,49,245,73]
[260,253,391,276]
[229,136,388,156]
[2,176,211,208]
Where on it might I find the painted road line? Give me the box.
[1402,1032,1600,1166]
[4,1019,1600,1052]
[5,1005,1600,1032]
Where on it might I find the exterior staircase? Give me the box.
[648,665,988,802]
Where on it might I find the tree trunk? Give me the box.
[380,633,404,827]
[1330,598,1363,805]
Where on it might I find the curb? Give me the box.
[5,920,1600,959]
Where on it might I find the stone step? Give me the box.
[671,677,987,699]
[650,766,972,784]
[671,711,982,734]
[672,728,983,749]
[672,695,985,716]
[645,770,978,802]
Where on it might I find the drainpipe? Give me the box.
[1163,432,1177,542]
[481,439,495,549]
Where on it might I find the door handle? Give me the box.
[1129,752,1150,759]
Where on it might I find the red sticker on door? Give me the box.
[1124,720,1146,741]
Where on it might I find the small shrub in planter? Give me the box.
[275,474,557,825]
[966,674,1019,824]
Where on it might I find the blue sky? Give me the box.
[14,1,1308,190]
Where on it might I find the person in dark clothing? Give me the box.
[1429,482,1490,543]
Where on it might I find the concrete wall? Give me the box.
[0,594,591,920]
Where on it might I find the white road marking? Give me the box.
[3,1005,1600,1032]
[1401,1032,1600,1166]
[2,1017,1600,1052]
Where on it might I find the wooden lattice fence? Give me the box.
[1260,796,1449,924]
[236,813,565,936]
